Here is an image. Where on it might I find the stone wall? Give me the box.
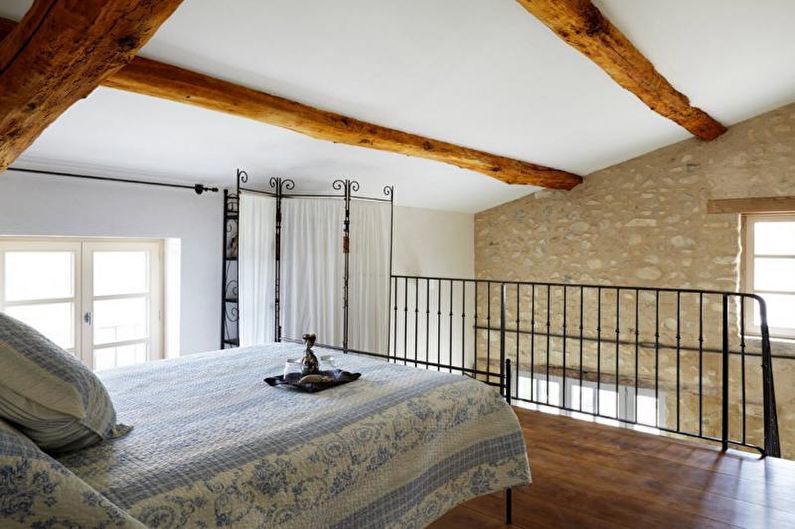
[474,102,795,457]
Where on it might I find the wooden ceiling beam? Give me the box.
[105,58,582,189]
[516,0,727,141]
[0,17,582,190]
[0,0,183,173]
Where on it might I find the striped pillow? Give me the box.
[0,313,130,453]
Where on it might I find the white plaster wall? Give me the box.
[392,206,474,278]
[0,171,222,355]
[390,206,476,369]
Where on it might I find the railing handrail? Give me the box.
[388,274,781,458]
[392,273,769,302]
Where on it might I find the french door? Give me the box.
[0,239,162,370]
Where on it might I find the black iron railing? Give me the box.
[387,275,782,457]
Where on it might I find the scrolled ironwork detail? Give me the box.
[270,177,296,193]
[332,179,346,192]
[225,304,239,322]
[383,185,393,197]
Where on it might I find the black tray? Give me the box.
[264,369,361,393]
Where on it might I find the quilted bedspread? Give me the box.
[2,343,531,528]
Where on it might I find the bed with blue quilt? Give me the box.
[2,343,531,528]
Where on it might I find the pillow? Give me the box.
[0,417,144,528]
[0,312,131,453]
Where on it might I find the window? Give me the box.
[0,238,163,370]
[519,373,664,427]
[743,215,795,338]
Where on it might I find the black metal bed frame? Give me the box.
[221,169,394,352]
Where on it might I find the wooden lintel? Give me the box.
[516,0,727,141]
[0,1,184,173]
[707,196,795,214]
[0,16,582,190]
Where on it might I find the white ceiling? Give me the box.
[2,0,794,212]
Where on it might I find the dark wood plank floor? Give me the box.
[429,408,795,529]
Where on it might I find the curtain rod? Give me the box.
[6,167,219,195]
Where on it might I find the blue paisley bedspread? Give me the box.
[2,343,531,528]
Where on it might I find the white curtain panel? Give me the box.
[281,199,346,347]
[239,192,276,346]
[349,200,391,353]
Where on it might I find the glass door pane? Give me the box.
[86,245,158,371]
[5,251,74,301]
[93,297,148,345]
[2,249,78,352]
[5,303,76,349]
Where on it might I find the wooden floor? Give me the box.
[429,407,795,529]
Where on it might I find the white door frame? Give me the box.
[0,237,163,368]
[81,240,163,369]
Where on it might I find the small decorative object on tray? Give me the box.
[299,333,320,375]
[265,333,361,393]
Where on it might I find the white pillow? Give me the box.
[0,313,131,453]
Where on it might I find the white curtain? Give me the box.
[349,200,391,353]
[281,199,345,347]
[239,192,276,346]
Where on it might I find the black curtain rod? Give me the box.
[7,167,219,195]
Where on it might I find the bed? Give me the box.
[3,343,531,529]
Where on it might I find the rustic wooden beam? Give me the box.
[105,58,582,189]
[516,0,726,141]
[707,196,795,214]
[0,16,582,190]
[0,0,183,173]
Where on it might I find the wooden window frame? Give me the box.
[741,214,795,339]
[0,237,164,369]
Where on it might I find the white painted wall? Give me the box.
[392,206,474,278]
[0,171,222,355]
[390,206,475,369]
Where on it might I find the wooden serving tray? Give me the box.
[264,369,361,393]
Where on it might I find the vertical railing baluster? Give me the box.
[615,288,620,418]
[437,279,442,372]
[546,285,551,405]
[487,282,492,383]
[403,278,408,365]
[426,279,430,369]
[449,280,454,373]
[392,277,398,362]
[414,278,419,367]
[500,284,507,398]
[654,290,660,428]
[758,295,780,457]
[579,287,584,412]
[515,284,521,400]
[562,286,568,410]
[530,284,536,402]
[676,291,681,433]
[740,294,747,445]
[698,293,704,438]
[596,287,602,415]
[634,289,640,423]
[721,294,730,452]
[474,281,479,378]
[462,281,466,376]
